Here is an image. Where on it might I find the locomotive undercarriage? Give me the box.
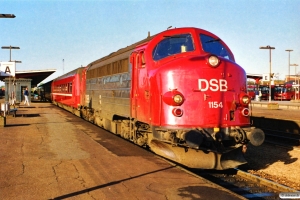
[148,126,264,170]
[80,107,151,147]
[79,107,264,170]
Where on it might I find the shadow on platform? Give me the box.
[251,116,300,134]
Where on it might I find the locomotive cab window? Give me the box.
[141,52,146,66]
[200,34,233,61]
[136,51,146,68]
[152,34,194,61]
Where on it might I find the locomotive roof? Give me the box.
[87,34,155,69]
[86,27,232,71]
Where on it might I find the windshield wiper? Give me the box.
[205,38,221,43]
[163,35,185,38]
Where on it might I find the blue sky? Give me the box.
[1,0,299,85]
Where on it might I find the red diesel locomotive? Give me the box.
[46,27,265,170]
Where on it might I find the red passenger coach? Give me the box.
[247,85,257,100]
[50,27,264,170]
[52,67,86,116]
[274,84,295,101]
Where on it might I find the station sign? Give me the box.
[0,62,16,77]
[262,73,270,81]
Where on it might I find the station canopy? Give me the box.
[0,69,56,87]
[247,73,263,84]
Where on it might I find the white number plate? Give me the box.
[208,101,223,108]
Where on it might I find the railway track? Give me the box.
[186,168,298,200]
[263,129,300,147]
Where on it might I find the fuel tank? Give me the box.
[149,139,247,170]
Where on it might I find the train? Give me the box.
[246,85,256,100]
[256,84,297,101]
[42,27,265,170]
[274,84,297,101]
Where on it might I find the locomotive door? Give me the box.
[130,52,138,118]
[130,51,150,122]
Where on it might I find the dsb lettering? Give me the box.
[198,79,228,92]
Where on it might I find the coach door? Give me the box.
[130,51,150,122]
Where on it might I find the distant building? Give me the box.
[0,69,56,103]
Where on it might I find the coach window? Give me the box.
[69,83,72,93]
[152,34,194,61]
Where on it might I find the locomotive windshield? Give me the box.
[200,34,233,61]
[152,34,194,61]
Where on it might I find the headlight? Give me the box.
[242,96,250,104]
[163,90,185,106]
[239,94,251,106]
[173,94,183,104]
[208,55,220,67]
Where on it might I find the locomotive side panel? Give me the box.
[98,72,131,117]
[85,51,133,129]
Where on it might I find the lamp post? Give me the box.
[1,46,21,104]
[260,45,275,102]
[9,60,22,105]
[290,64,299,100]
[285,49,293,82]
[0,14,16,18]
[62,59,65,75]
[2,46,20,61]
[0,14,16,120]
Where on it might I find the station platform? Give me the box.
[251,100,300,110]
[0,101,244,200]
[250,100,300,134]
